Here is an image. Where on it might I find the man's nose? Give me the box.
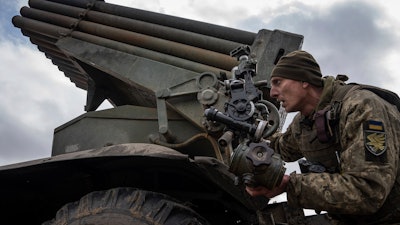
[270,86,278,98]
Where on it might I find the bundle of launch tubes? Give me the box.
[12,0,257,90]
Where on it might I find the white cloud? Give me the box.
[1,41,85,129]
[382,50,400,94]
[0,38,86,165]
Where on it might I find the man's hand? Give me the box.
[245,174,290,198]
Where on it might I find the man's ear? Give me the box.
[302,81,310,88]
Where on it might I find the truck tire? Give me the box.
[44,187,209,225]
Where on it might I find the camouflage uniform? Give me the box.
[270,76,400,224]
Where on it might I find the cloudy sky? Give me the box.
[1,0,400,166]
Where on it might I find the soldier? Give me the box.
[246,50,400,224]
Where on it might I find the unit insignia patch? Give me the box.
[364,120,387,160]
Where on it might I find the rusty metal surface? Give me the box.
[12,0,257,91]
[19,6,239,70]
[0,143,186,171]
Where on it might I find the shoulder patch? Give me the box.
[364,120,387,162]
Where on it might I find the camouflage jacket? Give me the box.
[270,76,400,224]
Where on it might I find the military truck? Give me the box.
[4,0,332,224]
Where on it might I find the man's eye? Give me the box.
[272,80,281,85]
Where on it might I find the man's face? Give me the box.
[270,77,307,113]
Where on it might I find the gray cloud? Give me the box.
[0,109,50,164]
[257,1,398,88]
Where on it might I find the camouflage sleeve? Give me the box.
[286,89,400,214]
[270,113,304,162]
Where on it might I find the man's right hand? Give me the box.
[245,174,290,198]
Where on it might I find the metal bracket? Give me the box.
[155,72,221,142]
